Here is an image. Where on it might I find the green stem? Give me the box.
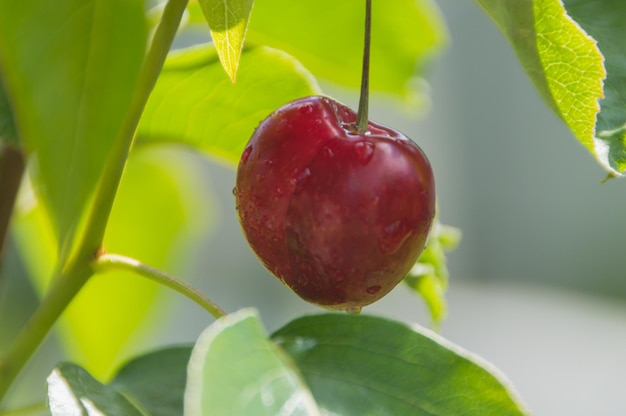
[0,0,188,405]
[355,0,372,133]
[95,253,226,319]
[76,0,189,257]
[0,258,92,403]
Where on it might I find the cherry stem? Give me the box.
[356,0,372,133]
[94,253,227,320]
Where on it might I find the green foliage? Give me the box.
[45,311,528,415]
[109,346,192,416]
[47,347,191,416]
[185,309,320,415]
[186,0,447,104]
[0,0,147,256]
[47,363,142,416]
[405,220,462,327]
[12,147,214,378]
[273,313,529,416]
[477,0,626,175]
[247,0,446,103]
[563,0,626,173]
[197,0,253,82]
[137,45,320,164]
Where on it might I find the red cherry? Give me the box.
[235,96,435,312]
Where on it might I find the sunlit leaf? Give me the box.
[12,146,215,378]
[197,0,253,82]
[0,0,147,254]
[476,0,626,175]
[246,0,447,105]
[185,308,320,416]
[47,347,192,416]
[273,314,529,416]
[47,363,142,416]
[137,44,320,164]
[563,0,626,174]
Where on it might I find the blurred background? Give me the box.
[3,1,626,415]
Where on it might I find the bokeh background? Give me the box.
[3,1,626,415]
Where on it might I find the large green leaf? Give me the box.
[47,347,191,416]
[272,314,529,416]
[185,308,320,416]
[476,0,626,175]
[12,146,215,379]
[0,0,147,253]
[109,346,192,416]
[245,0,447,103]
[562,0,626,173]
[47,363,143,416]
[197,0,254,82]
[137,44,320,164]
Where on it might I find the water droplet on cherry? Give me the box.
[322,146,334,158]
[354,141,375,165]
[346,305,362,315]
[241,146,253,164]
[298,103,314,114]
[379,220,412,253]
[328,268,345,282]
[294,168,312,195]
[366,285,381,294]
[274,187,284,197]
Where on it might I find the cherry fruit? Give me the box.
[235,95,435,312]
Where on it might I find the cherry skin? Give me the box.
[235,96,435,312]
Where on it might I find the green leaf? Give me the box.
[12,146,215,379]
[404,220,461,327]
[137,44,320,164]
[47,362,143,416]
[47,347,191,416]
[246,0,447,104]
[0,81,18,146]
[476,0,624,174]
[562,0,626,173]
[272,314,529,416]
[197,0,254,82]
[185,308,320,416]
[0,0,147,253]
[110,346,192,416]
[185,1,208,26]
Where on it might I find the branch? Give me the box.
[94,253,226,320]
